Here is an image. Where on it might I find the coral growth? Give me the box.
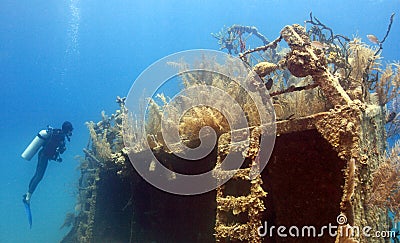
[212,25,269,55]
[368,142,400,219]
[214,128,267,243]
[253,61,279,78]
[179,106,229,143]
[86,121,113,163]
[387,96,400,138]
[375,62,400,105]
[85,99,130,174]
[141,56,271,151]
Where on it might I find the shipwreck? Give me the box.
[61,15,400,243]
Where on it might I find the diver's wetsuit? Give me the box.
[28,129,66,195]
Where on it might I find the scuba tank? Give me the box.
[21,129,51,161]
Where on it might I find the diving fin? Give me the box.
[23,198,32,229]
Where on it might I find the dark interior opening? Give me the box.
[262,129,346,243]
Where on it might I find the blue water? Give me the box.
[1,0,399,242]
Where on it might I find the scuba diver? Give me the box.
[22,121,73,205]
